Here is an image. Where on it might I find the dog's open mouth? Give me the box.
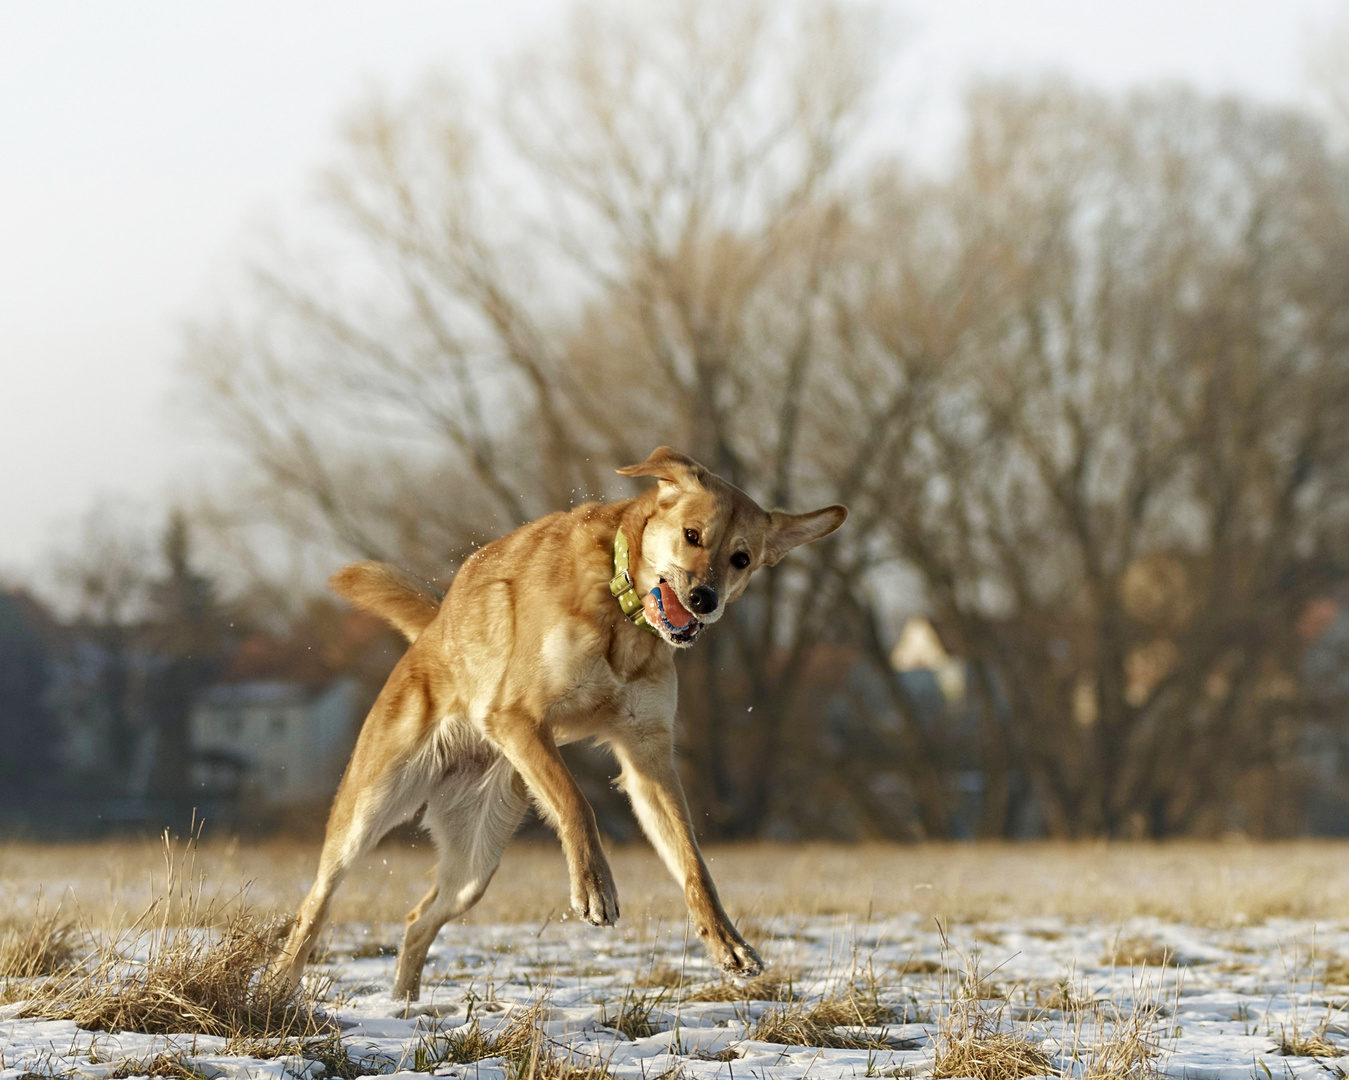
[643,580,702,645]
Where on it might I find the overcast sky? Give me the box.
[0,0,1342,580]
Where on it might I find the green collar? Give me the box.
[610,528,659,636]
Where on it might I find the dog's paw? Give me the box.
[571,861,620,926]
[702,923,764,978]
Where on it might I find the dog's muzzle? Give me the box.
[644,580,703,645]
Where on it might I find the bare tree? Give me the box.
[851,82,1349,836]
[186,3,1349,838]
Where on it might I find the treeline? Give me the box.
[178,2,1349,839]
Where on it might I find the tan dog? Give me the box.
[275,447,846,999]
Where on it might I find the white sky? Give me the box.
[0,0,1342,579]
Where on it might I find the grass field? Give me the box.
[4,837,1349,928]
[5,839,1349,1080]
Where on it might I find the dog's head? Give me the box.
[617,447,848,648]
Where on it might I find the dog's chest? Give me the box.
[539,625,674,729]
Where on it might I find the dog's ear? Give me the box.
[763,504,848,566]
[616,446,708,488]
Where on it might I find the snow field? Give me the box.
[6,915,1349,1080]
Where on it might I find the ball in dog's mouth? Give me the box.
[644,580,703,644]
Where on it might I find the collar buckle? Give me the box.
[612,528,658,636]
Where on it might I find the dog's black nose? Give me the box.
[687,586,718,615]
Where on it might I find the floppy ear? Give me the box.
[616,446,708,486]
[763,504,848,566]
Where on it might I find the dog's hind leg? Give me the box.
[392,756,527,1001]
[275,696,440,991]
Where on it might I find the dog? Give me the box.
[275,446,847,999]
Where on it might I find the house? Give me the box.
[186,608,397,829]
[190,677,363,814]
[0,590,60,793]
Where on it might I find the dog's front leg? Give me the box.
[486,714,619,926]
[611,732,764,978]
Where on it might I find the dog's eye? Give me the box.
[731,551,750,570]
[684,528,700,546]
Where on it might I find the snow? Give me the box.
[5,915,1349,1080]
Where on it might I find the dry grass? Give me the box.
[934,1023,1054,1080]
[930,943,1055,1080]
[229,1031,364,1080]
[1277,1031,1340,1058]
[1322,955,1349,985]
[15,905,324,1037]
[108,1053,204,1079]
[413,1004,616,1080]
[1032,979,1093,1014]
[603,987,668,1039]
[683,972,797,1002]
[1275,944,1344,1059]
[10,839,1349,929]
[894,957,944,975]
[6,836,329,1040]
[749,1005,897,1050]
[0,907,78,980]
[632,961,686,989]
[1064,980,1166,1080]
[1103,936,1173,969]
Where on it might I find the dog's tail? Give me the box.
[328,561,444,644]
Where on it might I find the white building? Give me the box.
[190,678,363,809]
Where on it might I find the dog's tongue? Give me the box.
[644,582,695,630]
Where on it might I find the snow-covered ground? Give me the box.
[5,915,1349,1080]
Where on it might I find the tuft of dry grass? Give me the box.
[514,1051,616,1080]
[1277,1031,1340,1058]
[1272,942,1344,1059]
[931,943,1055,1080]
[18,904,326,1038]
[230,1031,364,1080]
[413,1004,544,1070]
[1066,984,1166,1080]
[1033,978,1093,1014]
[749,1006,884,1050]
[13,835,329,1040]
[414,1003,616,1080]
[0,908,78,982]
[1103,936,1173,969]
[604,987,667,1040]
[108,1053,203,1079]
[632,962,686,989]
[894,957,944,975]
[806,995,896,1028]
[1321,956,1349,985]
[684,972,796,1002]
